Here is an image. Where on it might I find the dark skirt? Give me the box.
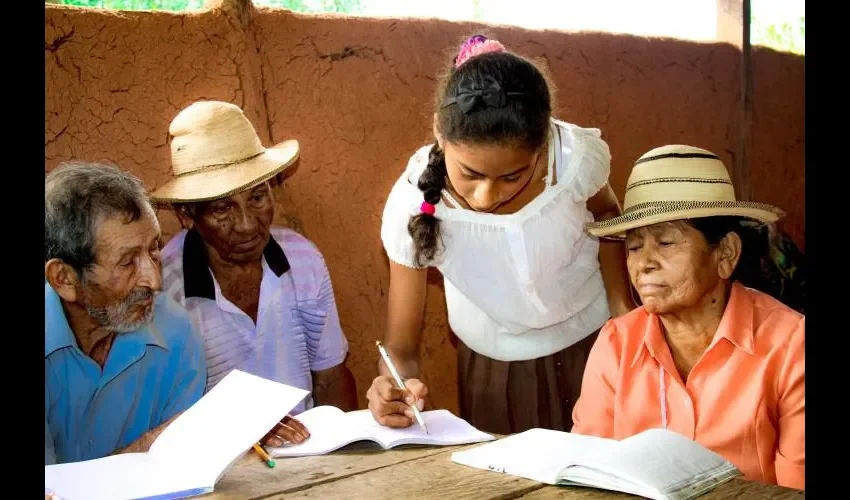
[457,330,600,435]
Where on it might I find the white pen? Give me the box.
[376,340,428,434]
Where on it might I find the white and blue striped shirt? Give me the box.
[161,227,349,414]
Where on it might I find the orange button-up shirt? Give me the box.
[572,282,805,490]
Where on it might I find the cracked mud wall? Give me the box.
[45,5,805,414]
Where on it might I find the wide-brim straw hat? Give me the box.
[150,100,299,203]
[586,145,786,239]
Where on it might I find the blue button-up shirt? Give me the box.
[45,282,207,465]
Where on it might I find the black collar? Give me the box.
[182,229,290,300]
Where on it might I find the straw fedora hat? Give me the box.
[586,144,785,239]
[150,101,299,203]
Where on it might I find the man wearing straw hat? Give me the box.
[154,101,356,447]
[571,145,805,490]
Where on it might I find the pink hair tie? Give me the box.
[420,201,436,216]
[455,35,506,69]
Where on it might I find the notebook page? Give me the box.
[558,467,654,499]
[44,453,207,500]
[562,428,739,500]
[451,429,618,485]
[348,409,495,448]
[148,370,309,483]
[267,406,365,457]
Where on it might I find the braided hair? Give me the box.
[407,35,553,266]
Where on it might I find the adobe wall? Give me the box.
[45,4,805,414]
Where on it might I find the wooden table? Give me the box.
[206,442,805,499]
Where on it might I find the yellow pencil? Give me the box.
[253,443,276,468]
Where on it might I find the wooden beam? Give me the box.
[738,0,753,201]
[716,0,752,201]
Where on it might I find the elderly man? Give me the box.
[153,100,356,447]
[45,162,207,465]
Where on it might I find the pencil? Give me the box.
[376,340,429,434]
[253,443,276,468]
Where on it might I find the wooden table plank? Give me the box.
[249,442,805,500]
[263,447,547,500]
[207,443,463,500]
[207,441,805,500]
[519,478,805,500]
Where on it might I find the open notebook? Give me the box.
[267,406,494,457]
[44,370,310,500]
[451,428,740,500]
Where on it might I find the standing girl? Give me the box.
[366,35,633,434]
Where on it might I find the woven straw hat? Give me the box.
[586,145,785,239]
[150,101,299,203]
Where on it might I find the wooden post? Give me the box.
[716,0,753,201]
[739,0,752,202]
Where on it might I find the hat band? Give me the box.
[634,152,719,165]
[589,199,784,229]
[626,176,732,192]
[624,200,783,215]
[173,150,266,178]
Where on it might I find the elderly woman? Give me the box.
[571,145,804,491]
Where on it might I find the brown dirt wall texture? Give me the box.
[45,5,805,414]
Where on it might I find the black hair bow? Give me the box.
[441,77,524,114]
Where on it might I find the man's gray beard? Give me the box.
[86,287,157,333]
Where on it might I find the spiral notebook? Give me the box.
[451,428,740,500]
[44,370,310,500]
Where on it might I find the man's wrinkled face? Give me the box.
[185,183,276,265]
[78,210,163,333]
